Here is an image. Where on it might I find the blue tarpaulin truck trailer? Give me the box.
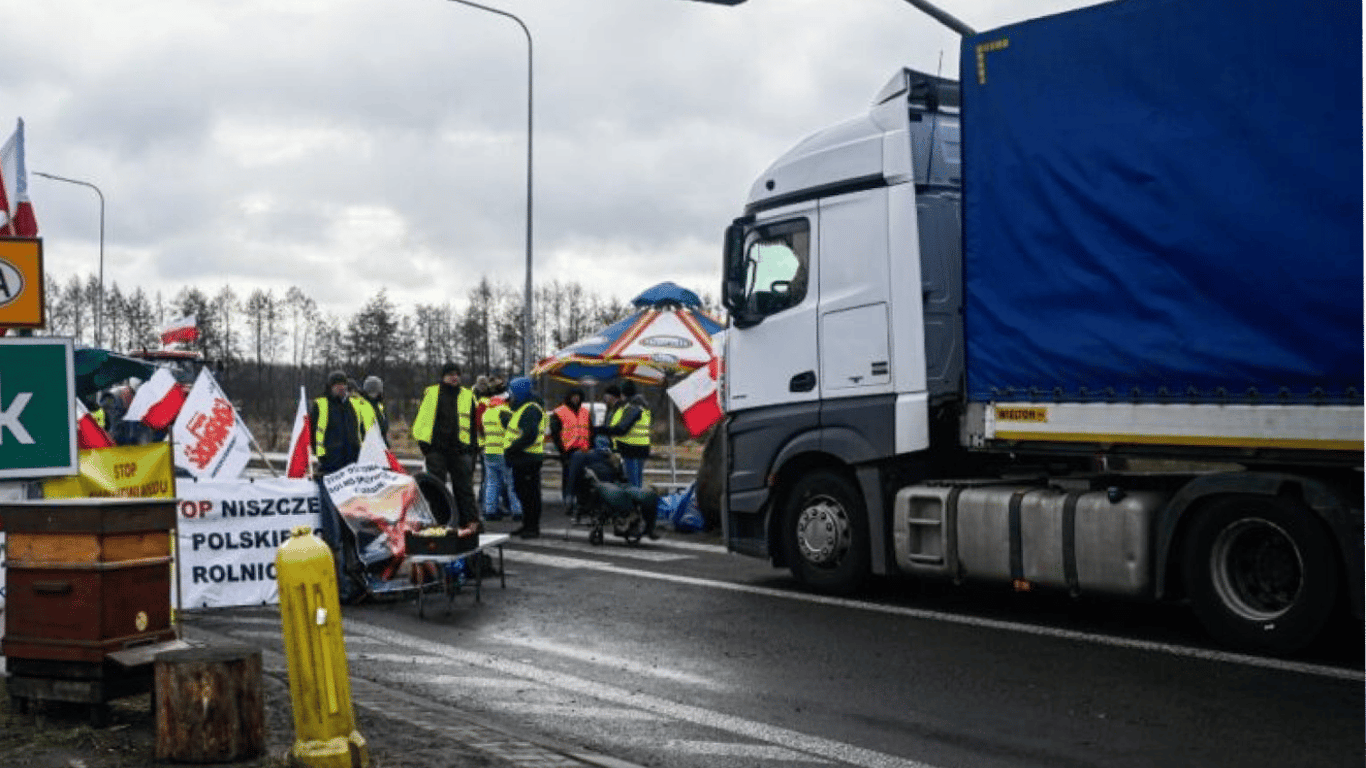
[718,0,1362,654]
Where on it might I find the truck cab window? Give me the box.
[743,219,809,318]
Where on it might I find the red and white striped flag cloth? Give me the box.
[124,368,188,432]
[74,399,114,450]
[0,118,38,237]
[159,315,198,345]
[359,421,406,474]
[667,358,724,438]
[285,386,312,478]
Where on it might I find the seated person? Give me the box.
[570,437,661,540]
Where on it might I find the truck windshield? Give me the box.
[740,218,809,322]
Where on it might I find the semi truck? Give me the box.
[717,0,1362,654]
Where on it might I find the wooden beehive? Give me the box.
[1,498,178,664]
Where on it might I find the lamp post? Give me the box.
[445,0,535,375]
[682,0,976,36]
[32,171,105,348]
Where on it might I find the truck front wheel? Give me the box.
[1182,495,1338,654]
[781,470,869,595]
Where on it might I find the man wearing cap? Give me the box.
[599,380,652,488]
[412,363,481,528]
[503,376,548,538]
[309,371,370,475]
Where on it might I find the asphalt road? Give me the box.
[194,516,1362,768]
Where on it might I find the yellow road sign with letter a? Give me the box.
[0,239,45,329]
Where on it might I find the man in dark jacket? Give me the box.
[308,370,370,601]
[412,363,480,527]
[504,376,547,539]
[309,371,367,475]
[570,436,661,539]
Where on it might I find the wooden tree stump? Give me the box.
[154,644,265,763]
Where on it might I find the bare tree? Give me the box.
[283,286,317,374]
[211,285,240,369]
[244,289,283,367]
[125,288,158,351]
[104,283,127,350]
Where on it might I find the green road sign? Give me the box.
[0,338,76,479]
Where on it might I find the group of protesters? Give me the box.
[307,363,658,542]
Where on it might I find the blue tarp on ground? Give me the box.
[960,0,1362,404]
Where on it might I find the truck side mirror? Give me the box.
[722,220,750,315]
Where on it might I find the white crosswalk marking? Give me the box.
[513,704,664,721]
[343,617,941,768]
[385,672,546,690]
[496,635,725,689]
[667,740,834,763]
[520,534,692,562]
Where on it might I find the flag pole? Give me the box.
[228,398,279,477]
[250,431,280,477]
[667,372,678,488]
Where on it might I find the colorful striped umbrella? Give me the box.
[532,282,724,385]
[532,282,725,488]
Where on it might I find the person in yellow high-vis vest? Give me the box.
[309,371,368,475]
[479,380,522,521]
[504,376,548,539]
[412,362,481,528]
[599,380,652,488]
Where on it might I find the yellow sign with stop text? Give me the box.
[43,442,176,499]
[0,238,45,328]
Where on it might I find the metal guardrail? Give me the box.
[250,452,697,493]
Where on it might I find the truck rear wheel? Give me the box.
[1182,495,1338,654]
[781,470,868,595]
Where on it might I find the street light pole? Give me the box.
[444,0,535,375]
[32,171,105,348]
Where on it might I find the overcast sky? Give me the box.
[8,0,1096,322]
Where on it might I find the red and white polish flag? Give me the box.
[124,368,187,432]
[668,358,724,438]
[74,399,114,450]
[0,118,39,238]
[360,422,406,474]
[285,386,312,479]
[159,315,198,345]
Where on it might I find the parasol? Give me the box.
[73,348,159,399]
[532,281,725,486]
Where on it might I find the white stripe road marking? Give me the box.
[517,534,692,562]
[496,635,726,689]
[352,652,450,665]
[384,672,546,690]
[232,627,388,646]
[344,616,941,768]
[512,704,664,721]
[666,740,833,763]
[502,549,1361,682]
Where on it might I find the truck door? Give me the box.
[817,188,893,399]
[723,206,821,414]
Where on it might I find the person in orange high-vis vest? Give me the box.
[549,388,592,508]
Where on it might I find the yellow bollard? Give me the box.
[276,526,370,768]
